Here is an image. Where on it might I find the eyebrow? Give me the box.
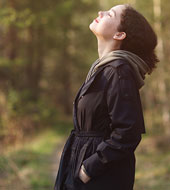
[110,9,116,17]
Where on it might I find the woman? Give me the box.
[54,4,158,190]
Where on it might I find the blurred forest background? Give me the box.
[0,0,170,189]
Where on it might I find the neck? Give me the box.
[97,38,120,59]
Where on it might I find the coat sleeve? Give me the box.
[82,63,143,178]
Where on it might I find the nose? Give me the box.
[98,11,104,18]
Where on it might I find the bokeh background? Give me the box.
[0,0,170,189]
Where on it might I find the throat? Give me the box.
[97,38,120,59]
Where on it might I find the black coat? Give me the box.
[54,59,146,190]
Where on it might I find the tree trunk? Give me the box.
[153,0,170,134]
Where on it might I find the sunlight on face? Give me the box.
[89,5,125,39]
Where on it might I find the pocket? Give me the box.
[74,142,89,180]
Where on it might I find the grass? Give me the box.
[0,121,72,190]
[134,134,170,190]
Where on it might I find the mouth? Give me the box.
[95,18,99,23]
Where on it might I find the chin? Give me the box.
[89,22,97,33]
[89,22,94,30]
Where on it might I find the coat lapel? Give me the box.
[74,82,85,102]
[72,66,106,131]
[78,66,106,98]
[73,82,85,130]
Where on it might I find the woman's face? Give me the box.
[89,5,125,39]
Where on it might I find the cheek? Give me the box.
[89,19,118,38]
[96,21,116,37]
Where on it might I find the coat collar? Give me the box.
[74,59,126,102]
[77,66,105,99]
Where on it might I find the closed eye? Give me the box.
[108,12,112,17]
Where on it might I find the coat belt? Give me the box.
[71,129,105,137]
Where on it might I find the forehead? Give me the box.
[110,5,125,15]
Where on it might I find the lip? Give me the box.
[95,18,99,23]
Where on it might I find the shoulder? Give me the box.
[104,59,138,98]
[95,59,136,91]
[106,59,127,68]
[102,59,134,81]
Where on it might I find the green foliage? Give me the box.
[0,2,170,189]
[7,89,58,126]
[0,0,99,145]
[0,1,170,190]
[0,7,35,28]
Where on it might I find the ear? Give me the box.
[113,32,126,40]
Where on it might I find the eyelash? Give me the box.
[108,13,112,17]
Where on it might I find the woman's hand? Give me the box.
[79,165,91,183]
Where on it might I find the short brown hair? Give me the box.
[118,5,159,73]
